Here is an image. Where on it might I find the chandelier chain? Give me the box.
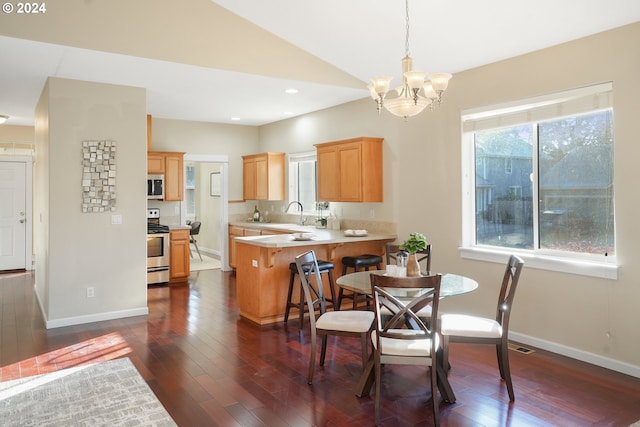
[404,0,410,57]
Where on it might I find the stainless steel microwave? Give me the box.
[147,174,164,200]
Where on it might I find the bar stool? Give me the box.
[284,259,337,329]
[338,254,383,309]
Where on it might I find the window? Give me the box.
[505,158,513,174]
[288,151,317,213]
[462,83,616,278]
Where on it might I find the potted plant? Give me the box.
[399,232,428,276]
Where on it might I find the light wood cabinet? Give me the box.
[242,152,285,200]
[164,153,184,201]
[169,228,190,285]
[315,137,384,202]
[147,152,165,174]
[147,114,153,152]
[228,225,244,268]
[147,151,185,201]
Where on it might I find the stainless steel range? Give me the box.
[147,208,170,285]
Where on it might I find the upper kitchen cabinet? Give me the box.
[147,151,185,201]
[147,152,165,174]
[242,152,285,200]
[315,137,384,202]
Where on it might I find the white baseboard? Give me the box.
[34,282,148,329]
[194,246,220,258]
[44,307,149,329]
[510,331,640,378]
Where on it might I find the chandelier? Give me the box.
[368,0,452,120]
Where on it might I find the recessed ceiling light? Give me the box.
[283,112,293,116]
[285,88,298,94]
[0,115,8,124]
[231,117,241,121]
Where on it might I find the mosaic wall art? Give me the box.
[82,140,117,213]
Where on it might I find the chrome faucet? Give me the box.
[286,201,305,225]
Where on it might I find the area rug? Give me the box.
[190,254,221,271]
[0,357,176,426]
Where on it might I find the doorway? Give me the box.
[183,154,230,271]
[0,157,33,271]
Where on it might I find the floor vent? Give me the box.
[508,343,535,354]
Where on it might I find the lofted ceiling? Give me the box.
[0,0,639,127]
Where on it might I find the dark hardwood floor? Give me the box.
[2,269,640,426]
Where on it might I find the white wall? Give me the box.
[195,162,222,254]
[34,77,148,328]
[259,23,640,376]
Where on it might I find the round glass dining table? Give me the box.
[337,269,479,404]
[336,270,478,298]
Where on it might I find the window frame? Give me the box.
[460,84,618,280]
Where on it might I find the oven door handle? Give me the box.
[147,266,169,272]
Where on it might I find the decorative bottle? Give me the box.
[253,205,260,222]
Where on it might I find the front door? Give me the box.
[0,161,27,270]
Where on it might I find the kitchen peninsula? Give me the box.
[233,224,395,325]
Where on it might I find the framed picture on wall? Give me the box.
[210,172,221,196]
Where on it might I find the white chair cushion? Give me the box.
[440,314,502,338]
[371,329,438,357]
[316,310,374,333]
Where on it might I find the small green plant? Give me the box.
[399,232,428,254]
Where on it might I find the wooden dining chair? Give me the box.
[369,273,443,426]
[440,254,524,401]
[295,250,375,384]
[383,243,434,319]
[386,243,432,272]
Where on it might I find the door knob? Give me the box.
[19,219,25,223]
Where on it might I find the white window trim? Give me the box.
[460,83,618,280]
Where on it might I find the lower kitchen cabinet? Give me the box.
[169,228,190,285]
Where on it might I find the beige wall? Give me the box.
[0,124,33,143]
[259,23,640,376]
[34,77,148,327]
[150,118,259,202]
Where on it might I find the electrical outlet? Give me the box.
[86,287,95,298]
[251,259,258,267]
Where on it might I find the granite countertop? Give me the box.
[230,222,396,248]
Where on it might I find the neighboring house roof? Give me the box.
[475,174,494,188]
[476,138,532,159]
[540,144,613,190]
